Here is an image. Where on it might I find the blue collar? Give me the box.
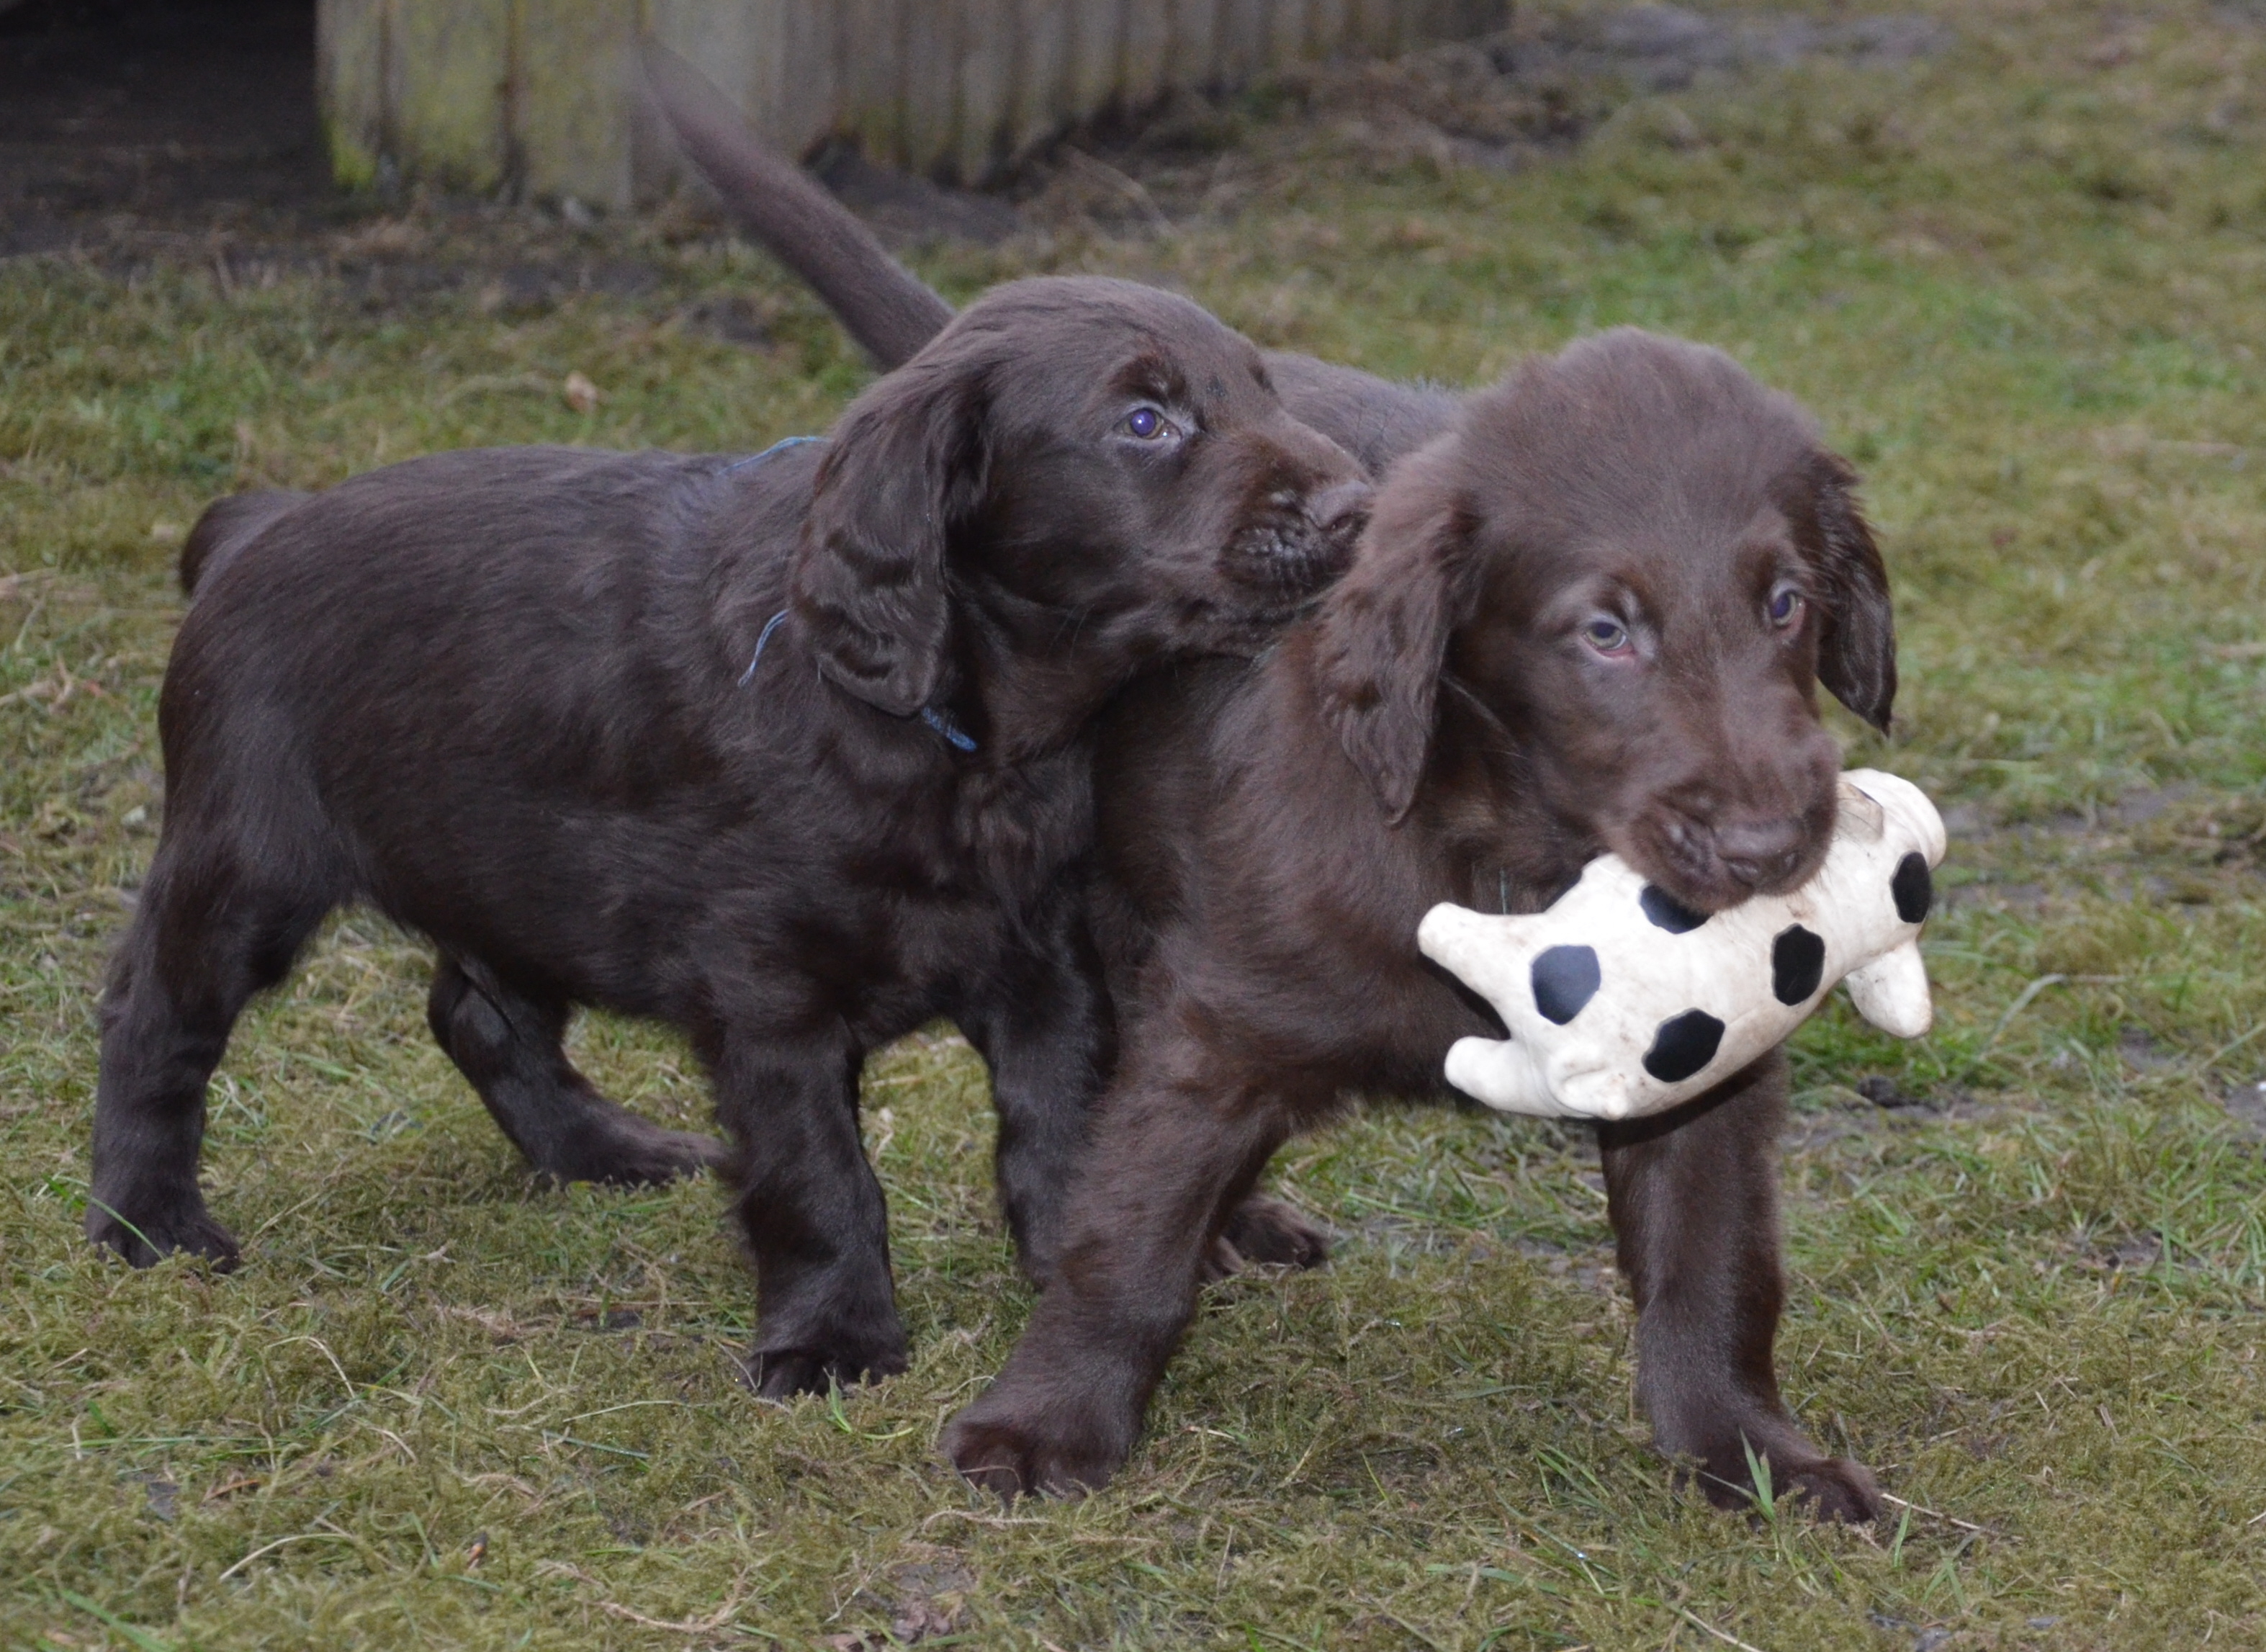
[720,434,825,474]
[725,436,976,754]
[736,607,979,756]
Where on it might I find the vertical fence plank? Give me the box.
[1354,0,1400,54]
[1218,0,1270,84]
[516,0,637,207]
[1122,0,1170,110]
[901,1,959,174]
[1066,0,1125,130]
[841,0,905,166]
[957,0,1015,179]
[1013,0,1074,158]
[1166,0,1220,90]
[390,0,511,189]
[778,0,839,155]
[1266,0,1310,66]
[316,0,387,187]
[1305,0,1349,59]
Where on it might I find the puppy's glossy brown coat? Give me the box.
[574,93,1900,1514]
[89,277,1369,1397]
[946,331,1894,1518]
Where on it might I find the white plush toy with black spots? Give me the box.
[1418,769,1946,1121]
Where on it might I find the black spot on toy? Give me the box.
[1892,852,1933,925]
[1639,884,1708,934]
[1642,1009,1725,1083]
[1771,925,1826,1006]
[1529,945,1601,1025]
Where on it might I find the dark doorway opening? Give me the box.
[0,0,325,253]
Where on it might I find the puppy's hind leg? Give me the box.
[89,845,331,1267]
[426,955,724,1185]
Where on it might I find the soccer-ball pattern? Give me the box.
[1417,771,1945,1122]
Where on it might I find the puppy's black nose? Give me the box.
[1714,817,1807,889]
[1308,478,1373,539]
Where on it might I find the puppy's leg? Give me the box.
[1212,1192,1331,1275]
[961,884,1327,1288]
[954,885,1115,1285]
[88,847,328,1267]
[711,1027,907,1400]
[943,1054,1289,1497]
[427,956,723,1185]
[1596,1048,1879,1522]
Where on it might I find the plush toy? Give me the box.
[1417,769,1946,1122]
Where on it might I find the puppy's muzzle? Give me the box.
[1224,477,1373,598]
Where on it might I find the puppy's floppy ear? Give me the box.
[794,352,989,715]
[1314,443,1480,820]
[1787,449,1897,734]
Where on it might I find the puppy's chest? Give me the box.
[824,752,1091,910]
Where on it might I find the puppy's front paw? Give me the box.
[1218,1195,1331,1270]
[85,1193,240,1271]
[547,1113,725,1188]
[1690,1445,1881,1524]
[745,1338,908,1401]
[943,1394,1129,1500]
[1776,1456,1881,1523]
[589,1125,727,1187]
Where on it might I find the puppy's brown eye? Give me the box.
[1583,618,1632,655]
[1123,406,1170,440]
[1768,586,1804,627]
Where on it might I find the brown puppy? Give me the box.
[948,331,1894,1518]
[88,276,1370,1399]
[655,90,1899,1512]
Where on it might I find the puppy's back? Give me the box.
[179,489,310,597]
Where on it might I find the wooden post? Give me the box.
[901,1,960,175]
[957,0,1016,180]
[1216,0,1267,85]
[1012,0,1074,159]
[778,0,840,156]
[1166,0,1220,89]
[516,0,638,207]
[841,0,906,167]
[1266,0,1310,66]
[1306,0,1351,59]
[318,0,389,187]
[1066,0,1124,133]
[390,0,513,189]
[1123,0,1171,111]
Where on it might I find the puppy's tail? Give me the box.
[179,489,306,598]
[642,42,953,371]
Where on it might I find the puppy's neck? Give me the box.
[951,591,1148,764]
[1420,678,1593,915]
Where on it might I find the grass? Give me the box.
[5,0,2266,1645]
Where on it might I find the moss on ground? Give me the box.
[6,1,2266,1646]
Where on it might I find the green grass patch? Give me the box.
[6,1,2266,1645]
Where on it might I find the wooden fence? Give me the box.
[317,0,1511,207]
